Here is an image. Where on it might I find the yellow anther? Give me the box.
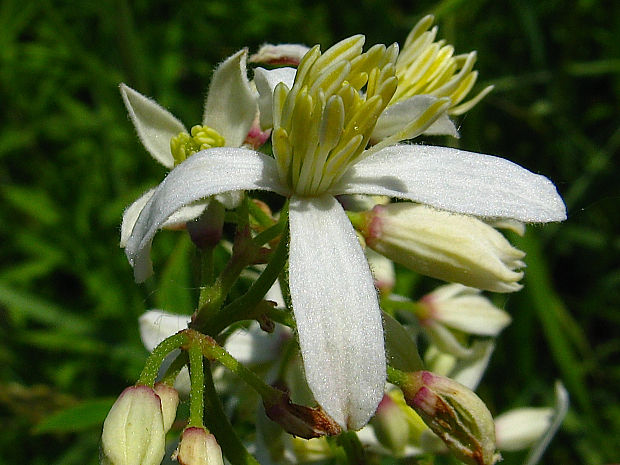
[393,16,493,115]
[169,125,225,166]
[272,35,398,196]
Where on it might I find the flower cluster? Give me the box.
[102,15,568,465]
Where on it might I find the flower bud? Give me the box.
[100,385,166,465]
[360,203,525,293]
[186,199,225,250]
[366,248,396,295]
[153,382,179,432]
[370,394,411,454]
[401,371,500,465]
[494,407,553,451]
[173,427,224,465]
[264,387,342,439]
[419,284,512,337]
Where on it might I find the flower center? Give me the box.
[271,35,399,197]
[170,125,225,165]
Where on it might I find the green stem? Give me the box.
[386,365,412,388]
[202,363,262,465]
[192,330,280,402]
[161,351,188,386]
[187,343,205,427]
[247,196,276,228]
[337,431,368,465]
[137,332,188,386]
[253,220,285,246]
[203,215,289,335]
[200,246,215,289]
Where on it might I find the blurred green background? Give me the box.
[1,0,618,463]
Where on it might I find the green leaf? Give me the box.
[34,398,115,434]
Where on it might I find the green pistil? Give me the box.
[170,125,226,165]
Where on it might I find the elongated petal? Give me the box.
[120,83,186,169]
[125,148,285,281]
[373,96,458,141]
[334,144,567,222]
[203,49,258,147]
[254,67,297,129]
[121,188,156,248]
[288,195,385,430]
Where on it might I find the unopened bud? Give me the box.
[419,284,511,337]
[401,371,500,465]
[173,427,224,465]
[153,382,179,432]
[249,43,311,66]
[186,200,225,250]
[100,385,166,465]
[360,203,525,293]
[370,394,411,454]
[264,388,342,439]
[366,248,395,295]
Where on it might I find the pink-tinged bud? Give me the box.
[153,382,179,432]
[401,371,500,465]
[186,200,225,250]
[264,387,342,439]
[418,284,512,337]
[173,427,224,465]
[100,385,166,465]
[249,43,311,66]
[370,394,411,454]
[360,203,525,293]
[244,117,272,149]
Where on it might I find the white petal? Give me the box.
[121,188,156,248]
[125,148,285,282]
[335,144,567,222]
[139,310,190,352]
[434,295,512,336]
[450,340,495,390]
[203,49,258,147]
[120,83,186,169]
[163,200,209,227]
[224,322,290,364]
[288,195,385,430]
[373,96,458,140]
[254,67,297,129]
[495,407,554,451]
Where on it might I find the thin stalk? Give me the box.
[191,329,280,402]
[202,207,289,334]
[137,332,188,386]
[337,431,368,465]
[202,363,262,465]
[187,343,205,427]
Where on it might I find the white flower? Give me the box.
[119,49,257,247]
[124,35,566,430]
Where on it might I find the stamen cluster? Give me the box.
[271,36,399,196]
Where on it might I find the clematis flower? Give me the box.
[124,35,566,430]
[119,49,257,247]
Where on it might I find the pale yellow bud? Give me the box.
[153,382,179,433]
[173,427,224,465]
[401,371,500,465]
[362,203,525,293]
[100,385,166,465]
